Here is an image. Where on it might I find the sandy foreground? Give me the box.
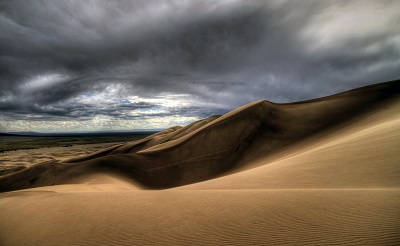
[0,82,399,245]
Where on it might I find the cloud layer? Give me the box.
[0,0,399,132]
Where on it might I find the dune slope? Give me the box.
[1,190,399,246]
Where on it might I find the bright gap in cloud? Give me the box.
[0,115,199,133]
[19,73,69,93]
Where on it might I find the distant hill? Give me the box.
[0,132,27,137]
[0,130,160,137]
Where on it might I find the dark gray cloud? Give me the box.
[0,0,399,132]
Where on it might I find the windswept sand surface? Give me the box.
[0,81,399,245]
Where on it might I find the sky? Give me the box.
[0,0,399,133]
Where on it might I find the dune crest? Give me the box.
[0,80,399,192]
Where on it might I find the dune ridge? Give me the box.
[0,80,399,192]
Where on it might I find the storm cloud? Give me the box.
[0,0,399,132]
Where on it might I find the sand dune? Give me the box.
[0,80,399,245]
[1,81,399,191]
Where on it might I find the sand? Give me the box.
[0,80,399,245]
[0,142,120,167]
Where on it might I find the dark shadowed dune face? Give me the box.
[0,80,399,192]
